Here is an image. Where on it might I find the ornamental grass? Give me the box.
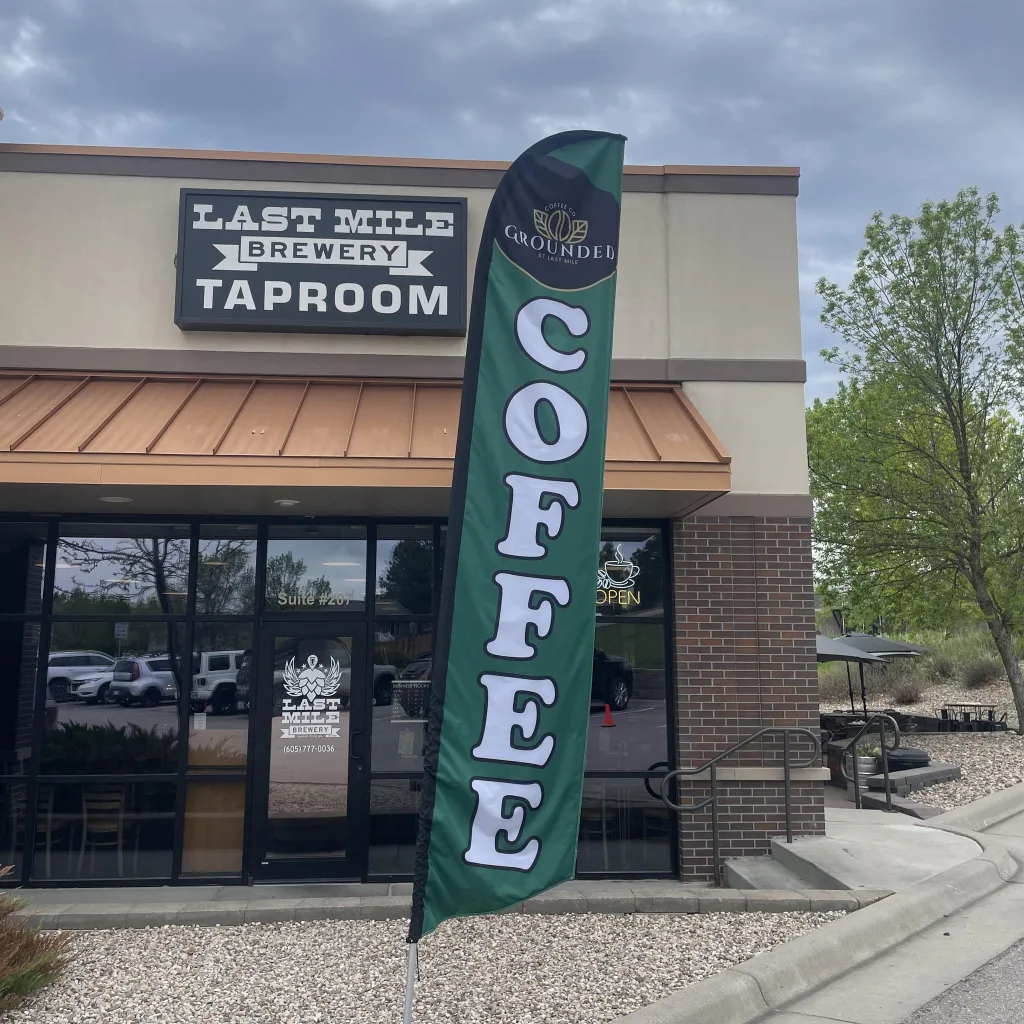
[0,865,72,1012]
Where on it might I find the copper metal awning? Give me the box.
[0,372,730,517]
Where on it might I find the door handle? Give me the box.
[351,730,364,760]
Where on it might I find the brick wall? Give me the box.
[672,515,824,881]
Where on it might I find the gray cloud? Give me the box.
[2,0,1023,399]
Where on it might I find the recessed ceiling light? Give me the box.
[99,496,133,504]
[274,498,300,507]
[323,561,359,566]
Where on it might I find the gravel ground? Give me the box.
[9,912,843,1024]
[822,678,1019,729]
[908,733,1024,810]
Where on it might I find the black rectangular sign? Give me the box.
[174,188,467,335]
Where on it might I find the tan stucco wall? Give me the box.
[683,381,810,495]
[0,165,808,499]
[667,194,802,361]
[0,171,796,364]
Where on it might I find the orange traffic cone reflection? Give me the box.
[602,703,615,728]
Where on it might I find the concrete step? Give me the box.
[864,762,960,795]
[771,811,979,891]
[722,855,811,890]
[859,791,945,818]
[770,836,846,889]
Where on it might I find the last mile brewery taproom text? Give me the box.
[174,189,467,334]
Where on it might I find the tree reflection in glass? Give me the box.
[196,538,257,614]
[54,530,191,615]
[376,527,433,616]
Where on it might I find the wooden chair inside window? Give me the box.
[8,785,71,878]
[78,787,126,877]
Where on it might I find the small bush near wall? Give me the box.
[926,655,956,682]
[963,659,1003,690]
[819,663,851,704]
[891,674,925,705]
[0,866,72,1012]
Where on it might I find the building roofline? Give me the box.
[0,141,799,177]
[0,143,800,196]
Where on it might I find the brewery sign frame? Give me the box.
[174,188,467,335]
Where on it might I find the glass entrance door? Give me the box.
[251,625,367,879]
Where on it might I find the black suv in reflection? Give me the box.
[392,649,633,716]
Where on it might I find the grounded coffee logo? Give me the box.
[279,654,343,739]
[533,205,588,244]
[495,154,621,290]
[596,544,641,607]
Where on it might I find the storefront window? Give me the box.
[29,780,176,881]
[0,522,47,614]
[376,525,433,616]
[181,779,245,875]
[372,621,433,771]
[265,526,367,612]
[596,529,663,619]
[53,524,191,616]
[368,777,420,876]
[196,527,257,614]
[577,778,672,874]
[588,622,668,770]
[188,624,253,768]
[1,514,672,885]
[41,623,184,774]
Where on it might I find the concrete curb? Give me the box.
[12,888,885,930]
[926,781,1024,833]
[613,836,1019,1023]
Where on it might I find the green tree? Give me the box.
[263,552,308,606]
[810,187,1024,727]
[377,539,433,614]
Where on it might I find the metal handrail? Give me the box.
[658,726,821,886]
[839,713,901,812]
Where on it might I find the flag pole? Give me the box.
[403,941,418,1024]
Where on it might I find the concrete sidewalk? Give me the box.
[9,878,886,929]
[754,789,1024,1024]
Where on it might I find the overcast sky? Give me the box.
[2,0,1022,401]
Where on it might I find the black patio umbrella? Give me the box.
[839,633,924,658]
[816,636,888,714]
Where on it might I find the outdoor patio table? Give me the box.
[942,704,997,731]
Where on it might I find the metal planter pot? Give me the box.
[844,753,880,789]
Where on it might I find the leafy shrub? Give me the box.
[962,659,1003,690]
[876,657,927,704]
[0,866,71,1012]
[891,674,925,705]
[926,655,956,682]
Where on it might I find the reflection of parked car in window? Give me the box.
[71,670,116,704]
[392,649,634,715]
[592,649,634,711]
[47,650,116,703]
[398,656,432,681]
[190,649,245,715]
[108,657,180,707]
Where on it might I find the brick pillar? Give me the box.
[672,514,824,882]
